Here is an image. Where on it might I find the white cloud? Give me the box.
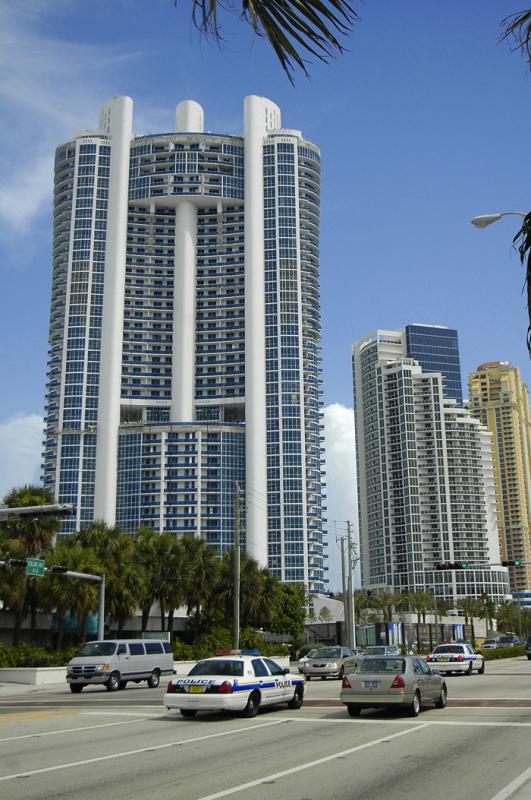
[322,403,358,591]
[0,414,44,500]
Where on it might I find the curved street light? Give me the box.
[470,211,527,229]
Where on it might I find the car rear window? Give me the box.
[144,642,163,654]
[359,658,406,674]
[433,645,463,654]
[365,647,387,655]
[189,660,244,677]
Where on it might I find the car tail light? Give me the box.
[456,655,464,662]
[425,655,432,662]
[217,681,234,694]
[390,675,405,689]
[167,680,176,693]
[342,675,352,689]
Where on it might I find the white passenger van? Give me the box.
[66,639,174,692]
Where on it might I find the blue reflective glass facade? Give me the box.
[405,324,463,404]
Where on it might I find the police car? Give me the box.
[426,643,485,675]
[164,655,305,718]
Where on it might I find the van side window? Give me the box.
[145,642,163,654]
[128,643,145,655]
[163,642,172,653]
[117,644,127,655]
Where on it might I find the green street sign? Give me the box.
[26,558,45,577]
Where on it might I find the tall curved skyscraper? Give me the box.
[43,96,326,591]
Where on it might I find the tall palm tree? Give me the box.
[458,598,484,626]
[180,536,219,639]
[135,526,162,632]
[367,591,400,623]
[189,0,359,83]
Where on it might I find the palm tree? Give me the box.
[41,539,101,649]
[495,601,520,634]
[189,0,359,83]
[179,536,219,640]
[458,598,484,626]
[480,593,496,634]
[367,591,400,623]
[135,526,162,632]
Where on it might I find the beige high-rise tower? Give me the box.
[468,361,531,592]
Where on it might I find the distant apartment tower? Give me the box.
[352,330,509,606]
[468,361,531,592]
[43,95,326,591]
[405,323,463,404]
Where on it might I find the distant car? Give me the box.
[481,638,500,650]
[426,643,485,675]
[341,655,447,717]
[364,645,402,657]
[302,646,354,680]
[297,648,318,673]
[497,634,521,647]
[164,655,304,718]
[525,636,531,660]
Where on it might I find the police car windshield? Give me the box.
[189,660,244,677]
[313,648,341,658]
[433,645,464,654]
[75,642,117,657]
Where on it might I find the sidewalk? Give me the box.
[0,682,66,698]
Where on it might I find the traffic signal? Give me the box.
[7,559,27,568]
[435,561,470,570]
[47,565,68,573]
[501,559,522,567]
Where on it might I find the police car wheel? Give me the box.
[242,691,260,718]
[180,709,197,718]
[288,686,303,709]
[466,662,473,676]
[106,672,120,692]
[478,661,485,674]
[69,684,83,693]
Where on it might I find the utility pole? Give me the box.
[339,536,350,647]
[347,521,356,649]
[233,481,241,651]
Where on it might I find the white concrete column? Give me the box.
[171,199,197,422]
[94,96,133,524]
[243,95,281,568]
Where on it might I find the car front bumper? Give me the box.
[67,673,109,685]
[303,665,342,678]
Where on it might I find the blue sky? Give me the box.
[1,0,530,587]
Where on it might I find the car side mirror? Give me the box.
[282,668,290,675]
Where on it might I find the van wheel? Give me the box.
[118,681,128,690]
[147,670,160,688]
[69,684,83,693]
[347,704,361,717]
[106,672,121,692]
[242,691,260,718]
[180,709,197,718]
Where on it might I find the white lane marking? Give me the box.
[487,765,531,800]
[194,724,430,800]
[82,711,163,717]
[0,719,285,782]
[282,716,531,728]
[0,717,152,743]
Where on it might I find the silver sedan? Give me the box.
[340,655,447,717]
[302,646,354,680]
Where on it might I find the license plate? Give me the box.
[188,685,204,694]
[439,658,449,662]
[363,680,380,689]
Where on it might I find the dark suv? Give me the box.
[525,636,531,660]
[497,634,521,647]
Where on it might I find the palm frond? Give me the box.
[184,0,359,82]
[500,10,531,66]
[511,212,531,357]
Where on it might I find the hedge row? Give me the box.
[478,645,526,660]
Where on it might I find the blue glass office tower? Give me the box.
[405,324,463,404]
[43,96,326,591]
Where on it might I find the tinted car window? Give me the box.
[313,648,342,658]
[163,642,172,653]
[117,644,127,655]
[189,660,244,677]
[359,658,406,674]
[252,659,269,677]
[145,642,163,654]
[128,643,145,655]
[263,658,284,676]
[433,645,464,654]
[75,642,117,657]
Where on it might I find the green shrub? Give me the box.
[0,644,78,669]
[479,645,525,660]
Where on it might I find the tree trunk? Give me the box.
[13,607,23,646]
[57,609,65,651]
[30,598,37,644]
[141,604,151,633]
[160,607,165,632]
[167,609,174,638]
[80,612,87,642]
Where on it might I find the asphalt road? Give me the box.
[1,657,530,800]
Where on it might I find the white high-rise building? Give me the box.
[352,330,509,606]
[43,96,326,591]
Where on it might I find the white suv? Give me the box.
[426,643,485,675]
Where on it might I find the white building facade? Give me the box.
[352,330,509,606]
[43,96,326,591]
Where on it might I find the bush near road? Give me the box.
[478,645,526,660]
